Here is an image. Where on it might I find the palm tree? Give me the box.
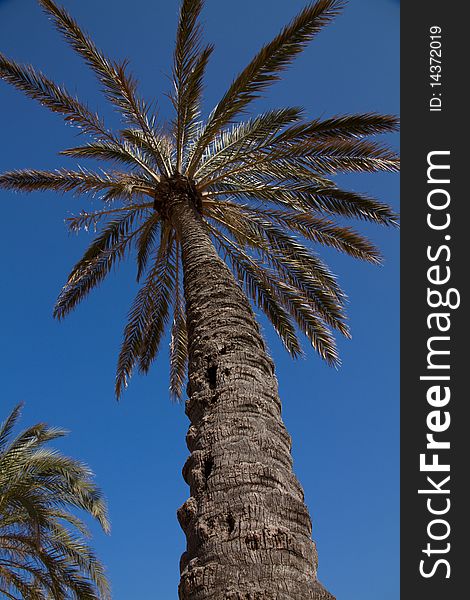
[0,0,398,597]
[0,404,110,599]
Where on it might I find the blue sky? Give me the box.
[0,1,399,598]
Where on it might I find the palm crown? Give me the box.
[0,404,110,599]
[0,0,399,399]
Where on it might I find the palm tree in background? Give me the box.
[0,0,398,597]
[0,404,110,599]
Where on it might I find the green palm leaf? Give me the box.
[0,405,110,600]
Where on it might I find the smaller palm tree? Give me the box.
[0,404,111,600]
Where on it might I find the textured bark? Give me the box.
[167,181,334,600]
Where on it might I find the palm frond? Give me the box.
[209,227,302,356]
[201,138,398,190]
[0,168,103,195]
[169,245,188,400]
[273,112,399,143]
[173,0,213,170]
[138,236,178,373]
[0,404,110,600]
[0,58,159,180]
[66,204,153,233]
[169,310,188,401]
[46,510,91,538]
[205,200,382,263]
[99,173,155,203]
[39,0,169,175]
[0,565,45,600]
[0,425,67,473]
[54,211,147,319]
[205,208,349,335]
[206,178,398,225]
[212,227,339,363]
[207,204,344,300]
[46,531,110,600]
[199,155,335,190]
[174,0,205,85]
[0,404,22,453]
[0,168,149,202]
[0,52,107,138]
[298,139,400,174]
[305,186,399,224]
[178,44,214,171]
[60,140,159,180]
[187,0,345,172]
[115,228,176,398]
[121,128,174,175]
[192,107,303,180]
[135,213,161,281]
[195,112,398,182]
[275,278,341,365]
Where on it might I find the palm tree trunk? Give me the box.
[169,185,334,600]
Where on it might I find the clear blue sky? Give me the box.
[0,1,399,598]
